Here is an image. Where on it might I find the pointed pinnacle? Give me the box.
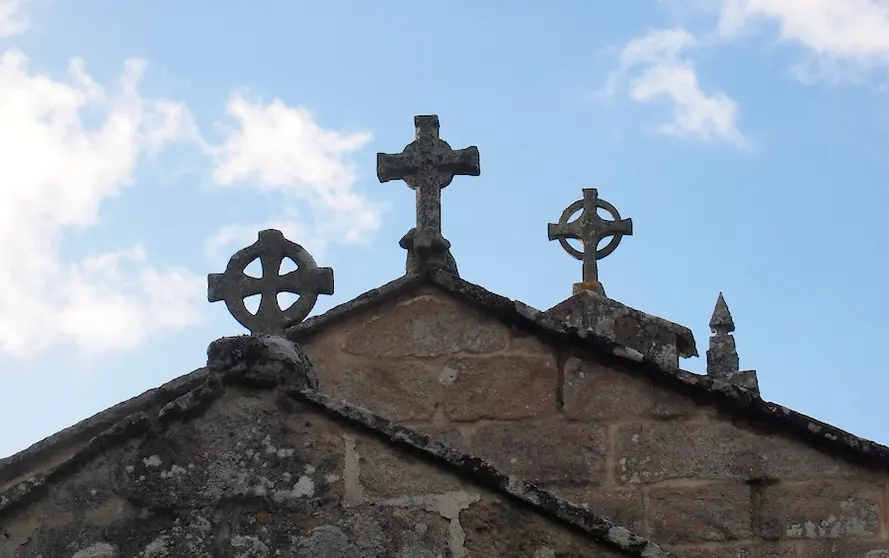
[709,292,735,335]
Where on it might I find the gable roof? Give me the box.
[0,335,676,558]
[286,267,889,474]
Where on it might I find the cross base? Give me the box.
[399,228,459,276]
[572,280,606,297]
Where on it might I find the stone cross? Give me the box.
[377,115,480,263]
[548,188,633,293]
[208,229,334,335]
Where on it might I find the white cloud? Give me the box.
[717,0,889,56]
[0,0,28,37]
[609,28,747,146]
[0,49,204,358]
[205,93,384,258]
[712,0,889,82]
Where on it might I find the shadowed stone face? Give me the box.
[0,333,665,558]
[0,383,633,558]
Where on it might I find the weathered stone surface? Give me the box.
[562,357,698,421]
[546,290,697,369]
[615,422,754,484]
[294,389,675,558]
[342,294,509,357]
[471,420,607,484]
[648,483,752,543]
[441,355,558,421]
[801,539,889,557]
[207,334,318,390]
[544,484,646,534]
[10,256,889,557]
[412,425,468,453]
[706,293,760,395]
[354,435,465,499]
[461,497,624,557]
[0,370,684,558]
[709,293,735,333]
[707,334,740,377]
[313,357,439,421]
[509,330,556,355]
[667,542,796,557]
[756,481,883,540]
[286,266,889,481]
[614,421,862,485]
[755,434,862,480]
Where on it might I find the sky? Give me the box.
[1,0,889,458]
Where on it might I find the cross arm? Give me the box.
[208,273,265,301]
[547,221,582,242]
[269,267,335,296]
[377,152,415,183]
[610,217,633,236]
[440,146,481,177]
[301,267,335,296]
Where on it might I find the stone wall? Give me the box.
[0,388,627,557]
[301,287,889,557]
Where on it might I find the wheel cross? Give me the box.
[548,188,633,287]
[207,229,334,335]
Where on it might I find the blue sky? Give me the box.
[2,0,889,458]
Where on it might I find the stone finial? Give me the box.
[377,115,480,273]
[547,188,633,296]
[706,292,759,395]
[710,292,735,334]
[208,229,334,335]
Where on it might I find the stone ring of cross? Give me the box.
[208,229,334,335]
[555,198,627,261]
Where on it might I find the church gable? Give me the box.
[292,273,889,556]
[0,336,672,558]
[5,112,889,557]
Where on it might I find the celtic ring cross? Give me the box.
[547,188,633,285]
[208,229,334,335]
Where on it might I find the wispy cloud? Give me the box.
[607,28,748,147]
[203,93,385,258]
[0,0,29,37]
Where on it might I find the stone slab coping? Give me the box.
[546,290,698,359]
